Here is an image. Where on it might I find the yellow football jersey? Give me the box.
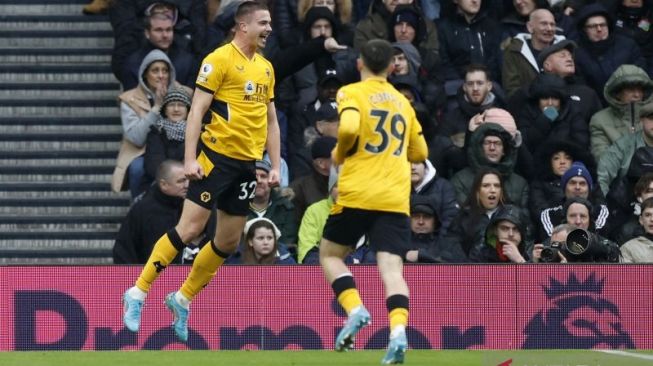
[334,76,427,215]
[195,42,275,160]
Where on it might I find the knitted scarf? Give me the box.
[155,118,186,141]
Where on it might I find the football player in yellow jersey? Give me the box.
[320,39,428,364]
[122,1,281,342]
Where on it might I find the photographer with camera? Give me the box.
[469,204,532,263]
[534,197,620,263]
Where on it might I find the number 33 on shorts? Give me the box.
[238,180,257,200]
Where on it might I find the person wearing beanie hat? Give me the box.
[540,160,610,240]
[393,6,420,37]
[561,161,594,195]
[161,87,192,119]
[469,108,522,147]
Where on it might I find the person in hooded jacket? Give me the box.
[112,49,193,197]
[410,159,459,236]
[450,121,529,208]
[514,72,589,155]
[404,195,468,263]
[469,204,532,263]
[528,140,596,225]
[573,3,647,104]
[589,64,653,160]
[387,4,442,83]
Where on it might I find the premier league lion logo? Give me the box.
[522,273,634,349]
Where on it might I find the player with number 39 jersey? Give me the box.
[333,75,427,215]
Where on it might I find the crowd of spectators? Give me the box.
[101,0,653,264]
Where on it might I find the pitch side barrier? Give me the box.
[1,265,651,351]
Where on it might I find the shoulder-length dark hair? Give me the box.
[242,219,279,265]
[464,166,511,216]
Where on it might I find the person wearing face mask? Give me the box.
[514,72,589,155]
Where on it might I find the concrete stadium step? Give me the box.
[0,89,117,99]
[0,4,92,16]
[0,158,116,167]
[0,72,116,83]
[0,166,115,175]
[0,54,111,64]
[0,15,108,23]
[0,205,127,215]
[0,132,121,142]
[0,47,112,56]
[0,173,113,184]
[0,182,112,192]
[0,36,112,48]
[0,30,112,38]
[1,82,120,91]
[1,151,116,161]
[0,64,111,73]
[0,106,118,116]
[0,99,116,107]
[0,230,117,240]
[0,21,112,32]
[0,222,120,231]
[0,190,124,199]
[0,124,121,134]
[0,141,120,152]
[0,236,115,249]
[0,116,119,126]
[0,256,113,265]
[0,0,89,4]
[0,214,123,224]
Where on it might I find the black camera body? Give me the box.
[540,229,619,263]
[540,240,563,263]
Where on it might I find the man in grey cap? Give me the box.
[508,39,602,125]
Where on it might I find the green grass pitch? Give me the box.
[1,350,653,366]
